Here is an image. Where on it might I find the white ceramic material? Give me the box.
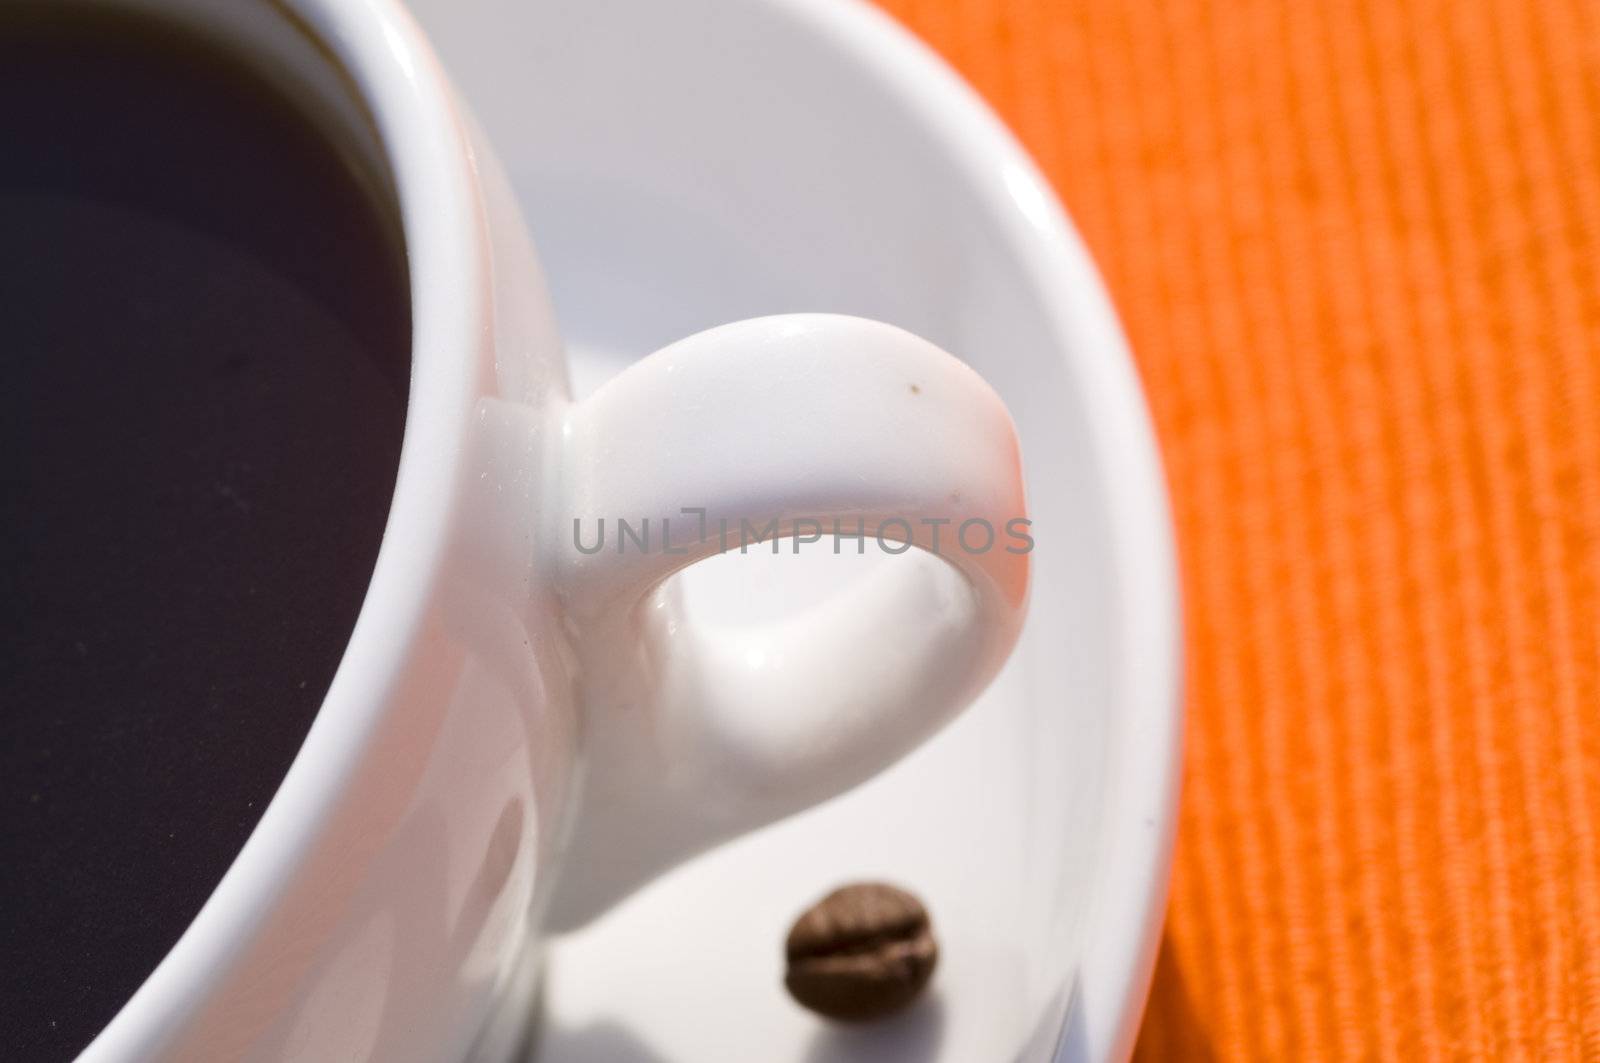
[75,1,1033,1060]
[402,1,1183,1061]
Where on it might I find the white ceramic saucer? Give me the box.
[404,0,1182,1059]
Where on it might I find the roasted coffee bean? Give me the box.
[783,882,937,1021]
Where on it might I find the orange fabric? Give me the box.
[871,0,1600,1058]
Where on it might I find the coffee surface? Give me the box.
[0,8,410,1058]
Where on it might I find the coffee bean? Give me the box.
[783,882,937,1021]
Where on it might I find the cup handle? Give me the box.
[544,314,1029,929]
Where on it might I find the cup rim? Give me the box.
[82,0,485,1054]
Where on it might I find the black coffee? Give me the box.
[0,7,410,1058]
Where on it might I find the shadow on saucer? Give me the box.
[525,983,947,1062]
[801,991,947,1063]
[531,1019,671,1063]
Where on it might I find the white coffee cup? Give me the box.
[79,0,1029,1059]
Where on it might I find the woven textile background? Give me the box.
[870,0,1600,1058]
